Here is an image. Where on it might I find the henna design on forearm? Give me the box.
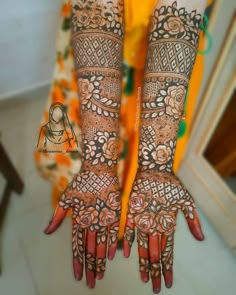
[71,0,124,171]
[138,1,202,172]
[53,0,124,283]
[124,2,204,291]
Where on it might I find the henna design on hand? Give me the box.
[124,2,204,293]
[45,0,124,289]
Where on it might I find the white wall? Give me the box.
[0,0,64,100]
[196,0,236,110]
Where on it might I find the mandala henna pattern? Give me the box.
[124,1,204,290]
[56,0,124,281]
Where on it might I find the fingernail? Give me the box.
[141,273,149,283]
[197,229,204,241]
[96,272,104,280]
[166,281,172,288]
[75,273,82,281]
[44,223,52,234]
[153,288,161,294]
[90,279,95,289]
[164,271,173,288]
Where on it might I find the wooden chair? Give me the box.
[0,142,24,274]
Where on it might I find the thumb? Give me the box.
[185,208,204,241]
[44,206,68,234]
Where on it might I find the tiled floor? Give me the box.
[0,95,236,295]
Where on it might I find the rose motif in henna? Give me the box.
[128,173,194,235]
[84,131,119,167]
[164,85,186,119]
[99,208,117,227]
[72,0,124,37]
[134,212,156,233]
[106,191,120,210]
[163,16,185,35]
[156,211,176,236]
[76,207,99,228]
[129,193,149,214]
[149,1,202,46]
[79,78,94,102]
[151,144,172,165]
[102,137,118,161]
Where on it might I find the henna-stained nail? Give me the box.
[96,272,104,280]
[141,272,149,283]
[152,276,161,294]
[44,206,67,234]
[187,215,204,241]
[44,223,52,235]
[123,239,131,258]
[86,269,96,288]
[73,258,83,281]
[163,270,173,288]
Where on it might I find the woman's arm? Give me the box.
[124,1,207,293]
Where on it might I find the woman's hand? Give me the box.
[44,169,121,288]
[123,170,204,293]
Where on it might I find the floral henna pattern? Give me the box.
[123,226,135,248]
[86,253,96,271]
[139,257,150,273]
[71,0,124,173]
[72,225,84,264]
[59,169,121,278]
[161,234,174,272]
[79,74,121,118]
[138,2,202,173]
[124,1,204,290]
[138,231,148,249]
[96,257,106,273]
[71,0,124,37]
[125,171,197,282]
[83,130,118,167]
[128,172,195,236]
[151,262,161,279]
[59,171,121,231]
[149,1,202,46]
[45,0,124,286]
[139,138,176,172]
[108,223,119,247]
